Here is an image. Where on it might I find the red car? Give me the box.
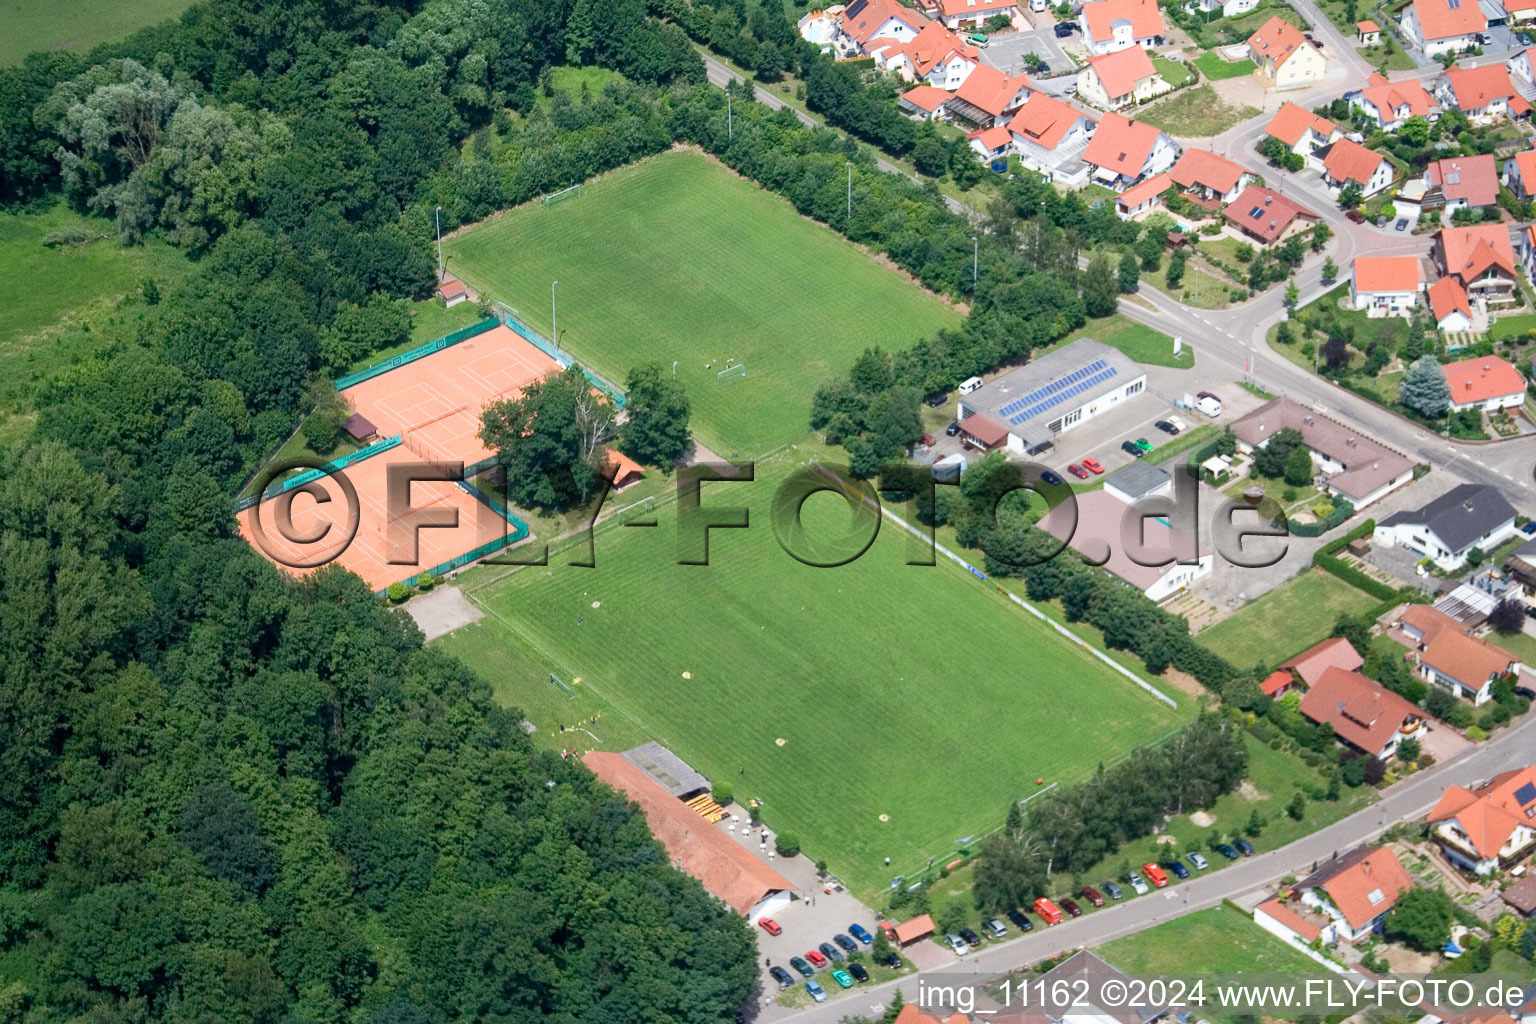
[1081,457,1104,474]
[921,433,935,446]
[1067,463,1090,479]
[1345,210,1366,224]
[805,949,828,968]
[1061,899,1083,918]
[759,918,782,936]
[1079,886,1105,908]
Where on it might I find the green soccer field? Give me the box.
[442,456,1190,898]
[442,151,962,458]
[1,0,194,65]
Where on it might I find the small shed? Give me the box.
[891,913,935,947]
[1201,454,1233,484]
[437,277,469,307]
[1356,19,1380,43]
[1347,537,1370,557]
[959,413,1009,452]
[1503,874,1536,918]
[343,413,378,442]
[604,447,646,491]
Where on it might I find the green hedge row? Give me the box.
[1311,518,1402,602]
[1289,498,1355,538]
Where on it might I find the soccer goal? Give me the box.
[717,362,746,385]
[549,672,576,699]
[542,183,582,208]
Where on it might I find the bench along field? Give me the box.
[442,456,1192,899]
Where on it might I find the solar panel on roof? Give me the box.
[995,358,1109,420]
[1516,781,1536,806]
[1248,206,1263,219]
[1006,365,1119,425]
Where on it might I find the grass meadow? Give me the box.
[442,150,962,458]
[0,0,193,65]
[441,455,1192,898]
[1099,904,1325,975]
[1194,570,1383,670]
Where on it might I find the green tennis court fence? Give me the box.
[374,483,531,595]
[333,317,500,391]
[497,307,627,409]
[234,435,403,512]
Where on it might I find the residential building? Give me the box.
[1349,73,1439,130]
[1510,45,1536,86]
[1441,354,1528,411]
[798,8,839,48]
[1298,666,1428,760]
[1419,153,1501,215]
[955,338,1146,454]
[967,124,1014,159]
[1115,172,1173,218]
[1223,185,1319,246]
[1294,846,1416,944]
[1231,397,1416,509]
[1007,93,1098,185]
[871,21,980,89]
[1082,112,1178,188]
[1436,63,1528,122]
[1375,482,1519,571]
[1029,952,1168,1024]
[1521,225,1536,284]
[1426,766,1536,873]
[1079,0,1165,54]
[900,84,953,119]
[1429,276,1474,331]
[1077,46,1172,109]
[1188,0,1260,17]
[947,64,1033,127]
[1502,875,1536,918]
[1265,101,1342,166]
[1358,18,1382,42]
[1322,137,1395,195]
[1351,256,1425,316]
[1418,627,1521,704]
[836,0,927,55]
[1262,636,1367,697]
[1400,0,1487,57]
[891,1005,967,1024]
[924,0,1019,30]
[1398,603,1471,646]
[582,751,796,920]
[1168,147,1254,204]
[1248,16,1327,89]
[1503,149,1536,199]
[1435,223,1518,306]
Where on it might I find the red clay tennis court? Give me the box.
[341,323,561,468]
[236,440,517,592]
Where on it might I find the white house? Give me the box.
[1187,0,1259,17]
[1400,0,1486,58]
[1293,846,1416,945]
[1248,16,1328,90]
[1510,45,1536,86]
[1428,277,1474,332]
[1435,63,1528,123]
[1079,0,1165,54]
[1520,224,1536,282]
[1503,148,1536,199]
[1265,101,1342,167]
[1076,45,1172,109]
[1231,397,1415,510]
[1168,148,1254,204]
[835,0,927,55]
[1375,482,1519,571]
[1418,627,1522,704]
[1440,355,1529,411]
[1348,73,1439,130]
[925,0,1019,30]
[1427,766,1536,874]
[1321,137,1394,195]
[1351,256,1424,317]
[871,21,981,90]
[1006,93,1098,185]
[1114,172,1173,218]
[1081,111,1177,188]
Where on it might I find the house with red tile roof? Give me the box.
[892,1005,967,1024]
[1510,45,1536,88]
[1265,102,1341,166]
[1007,93,1098,185]
[1427,765,1536,874]
[1322,137,1394,195]
[923,0,1019,30]
[1284,636,1367,688]
[1351,256,1425,316]
[870,20,981,89]
[1435,223,1518,306]
[1296,845,1416,944]
[1398,603,1469,646]
[582,751,797,919]
[1077,46,1171,109]
[1298,666,1427,760]
[1419,153,1500,214]
[1115,172,1173,218]
[900,84,954,119]
[947,64,1033,127]
[1082,112,1177,188]
[967,124,1014,159]
[1520,224,1536,284]
[1400,0,1486,57]
[1223,185,1318,246]
[1348,73,1438,130]
[1503,148,1536,199]
[1248,16,1327,89]
[1418,626,1522,703]
[1254,895,1329,945]
[1439,354,1528,412]
[1436,63,1528,122]
[1168,148,1253,204]
[837,0,928,53]
[890,913,936,945]
[1428,276,1473,331]
[1078,0,1164,55]
[1358,19,1382,42]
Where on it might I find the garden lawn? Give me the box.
[0,0,193,65]
[442,455,1192,898]
[1099,904,1326,975]
[1192,52,1256,80]
[444,151,961,457]
[1195,570,1382,669]
[1153,57,1195,87]
[1102,317,1195,368]
[1140,85,1259,137]
[1489,313,1536,342]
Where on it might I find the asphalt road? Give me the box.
[761,708,1536,1023]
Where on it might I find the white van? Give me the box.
[1030,0,1048,11]
[959,376,984,395]
[1196,395,1222,418]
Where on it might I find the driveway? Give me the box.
[980,26,1073,77]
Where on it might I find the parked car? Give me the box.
[878,950,902,968]
[945,421,962,436]
[791,956,814,977]
[1167,415,1186,432]
[1006,908,1034,932]
[960,928,982,948]
[1082,457,1104,474]
[1041,470,1063,486]
[1127,873,1149,895]
[1101,880,1123,900]
[1068,463,1090,479]
[1346,210,1366,224]
[1188,852,1209,870]
[848,923,873,945]
[848,963,870,982]
[770,966,794,988]
[1234,838,1255,857]
[1155,419,1180,435]
[1080,886,1105,907]
[1053,21,1073,35]
[1395,218,1409,232]
[1197,391,1220,403]
[832,970,854,989]
[833,933,856,952]
[985,918,1008,938]
[1166,859,1190,880]
[945,933,969,955]
[1519,30,1534,44]
[1215,843,1239,860]
[1121,440,1144,458]
[1034,898,1064,924]
[1061,899,1083,918]
[819,942,844,963]
[921,433,935,447]
[806,980,827,1003]
[1142,863,1168,888]
[759,918,782,936]
[927,392,947,407]
[805,949,828,968]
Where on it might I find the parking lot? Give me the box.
[978,19,1075,78]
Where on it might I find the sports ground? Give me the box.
[444,456,1191,897]
[442,151,962,457]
